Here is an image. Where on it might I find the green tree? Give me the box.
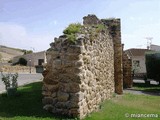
[146,52,160,83]
[18,57,27,66]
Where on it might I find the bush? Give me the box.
[66,33,76,43]
[95,24,106,32]
[13,57,27,66]
[22,50,33,55]
[1,72,18,90]
[145,52,160,82]
[63,23,82,43]
[18,57,27,66]
[63,23,82,35]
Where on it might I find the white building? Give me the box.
[125,48,151,74]
[13,51,46,67]
[150,44,160,51]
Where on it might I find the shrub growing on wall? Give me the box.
[145,52,160,83]
[63,23,82,35]
[63,23,82,43]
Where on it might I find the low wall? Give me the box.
[0,65,36,73]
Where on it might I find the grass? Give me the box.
[0,82,160,120]
[0,82,61,120]
[84,94,160,120]
[133,82,160,92]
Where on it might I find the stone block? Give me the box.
[42,97,53,104]
[66,101,79,109]
[43,104,53,112]
[67,45,83,54]
[57,91,69,102]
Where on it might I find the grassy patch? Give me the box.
[0,82,160,120]
[0,82,64,120]
[133,82,160,92]
[84,94,160,120]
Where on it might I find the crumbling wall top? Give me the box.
[83,14,102,25]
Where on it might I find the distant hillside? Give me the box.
[0,45,24,62]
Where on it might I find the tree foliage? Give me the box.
[13,57,27,66]
[145,52,160,82]
[22,49,33,55]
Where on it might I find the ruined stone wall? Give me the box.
[123,52,132,88]
[42,15,115,119]
[102,19,123,94]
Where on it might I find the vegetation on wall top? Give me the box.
[63,23,82,35]
[63,23,82,43]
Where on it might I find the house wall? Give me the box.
[12,51,46,66]
[132,56,146,73]
[150,44,160,51]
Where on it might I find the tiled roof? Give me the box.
[125,48,152,57]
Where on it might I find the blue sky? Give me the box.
[0,0,160,51]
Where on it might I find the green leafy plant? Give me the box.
[63,23,82,35]
[145,52,160,83]
[63,23,82,43]
[13,57,27,66]
[18,57,27,66]
[22,49,33,55]
[95,24,106,32]
[66,33,76,43]
[1,72,18,90]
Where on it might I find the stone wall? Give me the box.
[42,15,116,119]
[101,18,123,94]
[123,52,132,88]
[0,65,36,73]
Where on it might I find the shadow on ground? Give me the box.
[127,82,160,96]
[0,82,70,119]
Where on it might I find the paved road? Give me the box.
[124,79,160,96]
[0,73,43,93]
